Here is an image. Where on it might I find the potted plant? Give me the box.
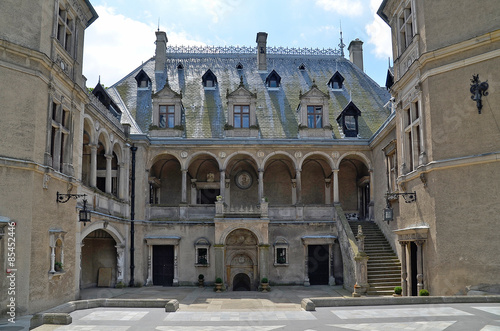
[419,289,429,296]
[54,262,63,272]
[261,277,269,292]
[198,274,204,287]
[215,277,223,292]
[393,286,402,297]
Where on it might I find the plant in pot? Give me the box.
[198,274,204,287]
[54,261,63,272]
[260,277,269,292]
[393,286,402,297]
[215,277,223,292]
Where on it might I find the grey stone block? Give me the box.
[165,299,179,312]
[301,298,315,311]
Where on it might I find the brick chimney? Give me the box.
[256,32,268,72]
[348,38,364,71]
[155,31,168,73]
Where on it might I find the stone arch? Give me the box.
[186,151,222,170]
[336,151,372,170]
[262,151,297,169]
[223,151,261,170]
[225,228,259,290]
[262,152,296,205]
[299,151,334,169]
[80,221,125,288]
[224,152,260,207]
[219,225,264,245]
[147,152,182,170]
[301,152,334,205]
[149,153,182,205]
[188,153,221,204]
[96,130,111,154]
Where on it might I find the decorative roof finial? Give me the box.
[239,75,244,86]
[339,21,345,58]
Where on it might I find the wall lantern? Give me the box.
[470,74,489,114]
[56,192,91,225]
[383,191,417,223]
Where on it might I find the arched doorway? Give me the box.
[81,229,118,288]
[225,229,258,290]
[233,273,251,291]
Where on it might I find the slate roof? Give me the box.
[110,45,391,140]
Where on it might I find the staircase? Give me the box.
[350,221,401,295]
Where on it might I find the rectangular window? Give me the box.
[307,105,323,128]
[234,105,250,128]
[276,248,287,264]
[344,116,356,131]
[403,100,421,172]
[167,105,175,128]
[197,248,208,265]
[57,5,74,56]
[398,3,414,53]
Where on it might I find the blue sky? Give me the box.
[83,0,391,87]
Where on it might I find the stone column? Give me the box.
[291,179,297,204]
[258,244,270,282]
[329,243,336,285]
[116,244,125,283]
[146,245,153,285]
[258,169,264,202]
[214,245,225,288]
[303,244,310,286]
[353,225,369,296]
[181,169,187,203]
[400,241,408,296]
[105,154,112,194]
[90,144,97,187]
[333,169,339,204]
[173,245,179,286]
[50,246,56,273]
[295,169,302,204]
[219,169,226,199]
[190,180,197,204]
[119,162,126,199]
[416,240,424,293]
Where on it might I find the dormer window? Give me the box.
[297,82,331,138]
[328,71,344,90]
[307,106,323,128]
[236,62,243,70]
[159,105,175,128]
[202,69,217,89]
[265,70,281,88]
[337,101,361,138]
[135,69,151,88]
[234,105,250,128]
[299,63,306,71]
[177,62,184,70]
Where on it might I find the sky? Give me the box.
[82,0,392,88]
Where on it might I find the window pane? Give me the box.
[242,114,249,128]
[167,114,175,128]
[308,115,315,128]
[345,116,356,130]
[242,105,249,113]
[277,248,286,264]
[234,114,241,128]
[159,115,166,128]
[315,115,322,128]
[307,106,314,114]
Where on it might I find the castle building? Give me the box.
[0,0,499,316]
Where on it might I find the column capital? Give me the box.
[104,154,113,160]
[219,168,226,173]
[181,168,188,173]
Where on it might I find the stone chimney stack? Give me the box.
[348,38,364,71]
[256,32,268,72]
[155,31,168,73]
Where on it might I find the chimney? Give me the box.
[155,31,168,73]
[348,38,364,71]
[256,32,268,72]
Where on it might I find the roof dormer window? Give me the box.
[328,71,344,90]
[134,69,151,88]
[202,69,217,89]
[236,62,243,70]
[337,101,361,138]
[265,70,281,89]
[299,63,306,71]
[177,62,184,70]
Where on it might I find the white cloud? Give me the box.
[365,0,392,59]
[83,5,205,87]
[315,0,364,17]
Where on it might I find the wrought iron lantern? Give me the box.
[470,74,489,114]
[56,192,91,225]
[384,191,417,223]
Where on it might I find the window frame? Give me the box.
[274,238,289,266]
[397,1,414,55]
[403,100,421,173]
[194,238,211,267]
[159,105,175,128]
[56,4,75,56]
[233,105,250,128]
[307,105,323,128]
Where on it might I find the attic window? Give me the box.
[202,69,217,89]
[134,69,151,88]
[299,63,306,71]
[265,70,281,88]
[337,101,361,138]
[328,71,344,90]
[236,63,243,70]
[177,62,184,70]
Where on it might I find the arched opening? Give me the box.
[81,120,93,187]
[81,229,117,288]
[96,140,106,192]
[338,156,370,220]
[302,155,333,205]
[188,155,220,204]
[263,156,294,205]
[149,155,182,205]
[233,273,251,291]
[226,155,259,208]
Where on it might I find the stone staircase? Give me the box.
[349,221,401,296]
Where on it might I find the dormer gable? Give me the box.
[151,84,183,131]
[202,69,217,89]
[297,81,331,135]
[92,82,122,120]
[328,71,344,90]
[336,101,362,138]
[226,77,258,133]
[134,69,151,88]
[265,70,281,88]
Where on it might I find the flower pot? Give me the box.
[261,283,269,292]
[198,279,204,288]
[215,283,222,292]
